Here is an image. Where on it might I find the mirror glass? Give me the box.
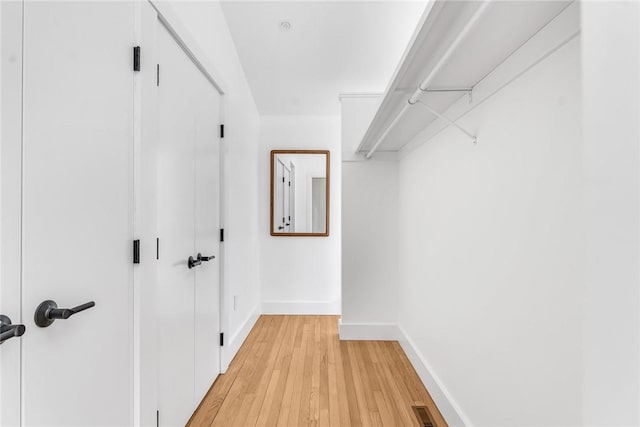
[271,150,330,236]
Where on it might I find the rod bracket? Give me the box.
[415,100,477,144]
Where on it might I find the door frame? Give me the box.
[134,1,229,424]
[0,2,24,425]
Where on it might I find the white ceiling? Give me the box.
[220,1,427,116]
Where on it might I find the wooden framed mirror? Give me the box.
[270,150,330,236]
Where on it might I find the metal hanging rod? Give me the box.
[365,0,492,159]
[422,88,472,93]
[396,87,473,94]
[414,100,476,144]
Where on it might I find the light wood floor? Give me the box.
[188,315,446,427]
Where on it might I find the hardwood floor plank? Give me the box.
[275,316,305,427]
[190,316,447,427]
[340,340,363,427]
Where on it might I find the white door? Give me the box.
[289,164,296,231]
[20,2,134,426]
[275,159,285,232]
[194,74,222,404]
[284,167,291,232]
[156,21,197,427]
[0,2,25,425]
[156,19,221,426]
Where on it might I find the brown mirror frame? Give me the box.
[270,150,330,237]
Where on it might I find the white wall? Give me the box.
[581,1,640,424]
[396,34,583,427]
[340,95,401,338]
[163,1,262,367]
[341,161,398,324]
[259,116,341,314]
[340,94,383,159]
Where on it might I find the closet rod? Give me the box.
[365,0,492,159]
[412,29,580,152]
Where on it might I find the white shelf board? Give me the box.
[356,0,574,155]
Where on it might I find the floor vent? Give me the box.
[412,405,435,427]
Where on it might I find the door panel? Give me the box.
[275,160,285,232]
[21,2,134,425]
[194,77,221,403]
[284,168,291,232]
[0,3,24,425]
[156,20,222,426]
[156,21,197,427]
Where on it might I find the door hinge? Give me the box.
[156,410,159,427]
[220,124,225,139]
[133,239,140,264]
[133,46,141,72]
[220,332,224,346]
[156,237,159,260]
[282,177,285,183]
[288,181,291,186]
[220,228,225,242]
[156,64,160,86]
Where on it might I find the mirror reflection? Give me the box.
[271,150,330,236]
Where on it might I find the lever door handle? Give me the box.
[278,226,284,230]
[188,256,201,269]
[197,253,215,262]
[0,315,26,345]
[34,300,95,328]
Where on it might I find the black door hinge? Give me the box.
[220,228,225,242]
[156,410,159,427]
[220,124,225,139]
[133,46,141,72]
[156,237,159,260]
[133,240,140,264]
[156,64,160,86]
[219,332,224,346]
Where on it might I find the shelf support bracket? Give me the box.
[413,99,477,144]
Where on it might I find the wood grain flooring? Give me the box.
[188,315,446,427]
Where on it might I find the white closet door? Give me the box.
[156,21,197,427]
[20,2,134,425]
[156,19,222,426]
[0,2,25,425]
[194,77,222,403]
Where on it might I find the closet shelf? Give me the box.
[357,0,574,158]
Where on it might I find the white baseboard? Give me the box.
[339,321,401,340]
[221,305,260,372]
[397,325,471,427]
[261,300,340,315]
